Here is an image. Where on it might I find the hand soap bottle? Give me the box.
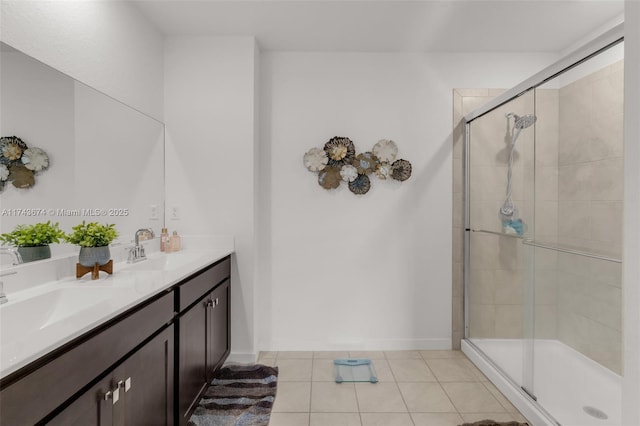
[160,227,169,252]
[170,231,181,252]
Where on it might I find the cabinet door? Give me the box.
[47,372,121,426]
[178,298,208,425]
[48,327,173,426]
[207,279,230,379]
[122,327,174,426]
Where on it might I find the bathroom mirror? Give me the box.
[0,42,164,258]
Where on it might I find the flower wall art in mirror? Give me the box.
[0,136,49,191]
[303,137,411,195]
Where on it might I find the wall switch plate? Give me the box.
[170,205,180,220]
[150,204,159,220]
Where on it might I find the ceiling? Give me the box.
[134,0,624,52]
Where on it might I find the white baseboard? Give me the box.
[263,338,452,352]
[226,352,258,364]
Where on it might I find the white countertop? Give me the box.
[0,242,233,379]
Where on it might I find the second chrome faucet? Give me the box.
[127,228,155,263]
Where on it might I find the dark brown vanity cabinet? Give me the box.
[48,326,174,426]
[0,291,174,425]
[177,258,231,426]
[207,279,230,378]
[0,255,231,426]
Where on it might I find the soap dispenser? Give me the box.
[170,231,181,252]
[160,228,169,252]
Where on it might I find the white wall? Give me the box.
[623,1,640,423]
[259,52,557,351]
[164,36,258,361]
[0,1,164,120]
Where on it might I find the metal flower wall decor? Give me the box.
[303,137,412,195]
[0,136,50,192]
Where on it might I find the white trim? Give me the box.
[265,338,452,352]
[227,352,258,364]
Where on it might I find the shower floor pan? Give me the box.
[463,338,621,426]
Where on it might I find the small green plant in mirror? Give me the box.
[0,221,65,247]
[65,221,118,247]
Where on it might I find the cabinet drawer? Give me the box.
[0,292,173,425]
[179,256,230,311]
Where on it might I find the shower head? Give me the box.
[506,112,537,129]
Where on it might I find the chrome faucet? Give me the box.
[127,228,155,263]
[0,247,23,266]
[0,271,17,305]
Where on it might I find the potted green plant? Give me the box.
[65,221,118,267]
[0,221,65,263]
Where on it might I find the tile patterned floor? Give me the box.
[257,350,529,426]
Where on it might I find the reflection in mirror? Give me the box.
[0,42,164,263]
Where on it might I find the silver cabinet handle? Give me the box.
[125,377,132,392]
[215,298,219,306]
[103,386,119,404]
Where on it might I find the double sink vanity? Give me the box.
[0,243,233,425]
[0,40,233,425]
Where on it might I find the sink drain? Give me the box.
[583,406,608,420]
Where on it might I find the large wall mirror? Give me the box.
[0,42,164,260]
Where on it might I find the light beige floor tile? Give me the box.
[314,351,350,359]
[371,359,396,382]
[388,359,437,382]
[460,359,489,382]
[269,412,310,426]
[257,355,277,366]
[310,412,362,426]
[460,412,517,423]
[355,383,408,413]
[398,382,456,413]
[277,359,313,381]
[425,358,478,382]
[441,382,505,413]
[384,350,422,359]
[312,359,337,381]
[419,350,466,360]
[512,412,529,423]
[411,412,464,426]
[272,382,311,412]
[277,351,314,359]
[360,413,414,426]
[311,382,359,412]
[482,381,520,413]
[350,351,386,359]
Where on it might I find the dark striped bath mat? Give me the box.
[188,364,278,426]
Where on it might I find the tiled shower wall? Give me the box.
[555,60,624,374]
[452,60,623,374]
[452,88,505,349]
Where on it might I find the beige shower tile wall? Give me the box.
[531,89,561,339]
[556,60,624,374]
[453,88,559,346]
[452,89,534,348]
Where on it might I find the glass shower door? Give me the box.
[527,46,624,425]
[466,88,536,394]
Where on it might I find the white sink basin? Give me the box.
[0,287,121,344]
[123,251,199,272]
